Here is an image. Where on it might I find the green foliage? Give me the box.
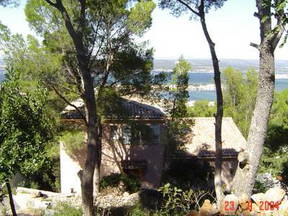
[258,89,288,185]
[187,100,216,117]
[127,0,156,35]
[269,89,288,128]
[157,183,212,215]
[100,173,141,193]
[159,0,227,19]
[0,23,73,113]
[223,66,258,137]
[52,202,82,216]
[165,57,193,157]
[166,118,194,155]
[0,72,56,183]
[127,203,150,216]
[163,159,214,190]
[253,180,268,193]
[170,56,191,118]
[159,183,193,215]
[0,24,62,192]
[61,130,85,156]
[24,0,161,114]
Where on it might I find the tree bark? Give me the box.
[93,122,102,196]
[232,43,275,197]
[175,0,225,205]
[6,182,17,216]
[199,1,224,207]
[79,57,99,216]
[232,0,284,197]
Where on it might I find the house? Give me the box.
[60,98,167,194]
[60,98,246,194]
[175,117,247,190]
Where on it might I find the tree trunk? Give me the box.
[199,7,224,207]
[79,60,99,216]
[232,0,283,197]
[93,122,102,196]
[42,1,102,215]
[6,182,17,216]
[232,43,274,197]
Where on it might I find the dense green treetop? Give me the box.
[223,66,258,137]
[170,56,190,118]
[23,0,162,120]
[187,100,216,117]
[259,89,288,182]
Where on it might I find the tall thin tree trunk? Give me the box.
[199,4,224,207]
[94,122,102,196]
[232,0,284,197]
[232,43,275,197]
[42,1,103,215]
[6,182,17,216]
[80,61,99,216]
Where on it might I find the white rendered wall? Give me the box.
[60,142,82,194]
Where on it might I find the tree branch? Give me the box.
[77,0,86,38]
[176,0,200,16]
[250,42,260,50]
[45,0,86,57]
[271,25,285,50]
[50,84,88,127]
[270,3,286,51]
[44,0,57,7]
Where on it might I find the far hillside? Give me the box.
[153,59,288,74]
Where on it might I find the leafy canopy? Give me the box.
[170,56,191,118]
[159,0,227,18]
[0,71,56,183]
[24,0,160,113]
[223,66,258,138]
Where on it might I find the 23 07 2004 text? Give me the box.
[224,200,281,212]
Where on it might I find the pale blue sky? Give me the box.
[0,0,287,60]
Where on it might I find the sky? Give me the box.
[0,0,287,60]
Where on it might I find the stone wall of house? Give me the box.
[60,122,167,194]
[100,122,167,189]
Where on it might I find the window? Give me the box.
[122,125,131,145]
[110,125,119,141]
[111,123,161,145]
[150,124,160,145]
[131,123,161,145]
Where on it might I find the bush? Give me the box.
[163,158,214,190]
[61,129,85,155]
[51,202,82,216]
[157,183,212,215]
[100,173,140,193]
[126,204,149,216]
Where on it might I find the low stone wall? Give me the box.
[1,187,81,215]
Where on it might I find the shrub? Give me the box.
[126,203,149,216]
[156,183,214,215]
[100,173,140,193]
[61,129,85,155]
[51,202,82,216]
[163,158,214,190]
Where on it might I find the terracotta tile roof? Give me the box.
[119,99,165,119]
[61,98,165,120]
[183,117,247,158]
